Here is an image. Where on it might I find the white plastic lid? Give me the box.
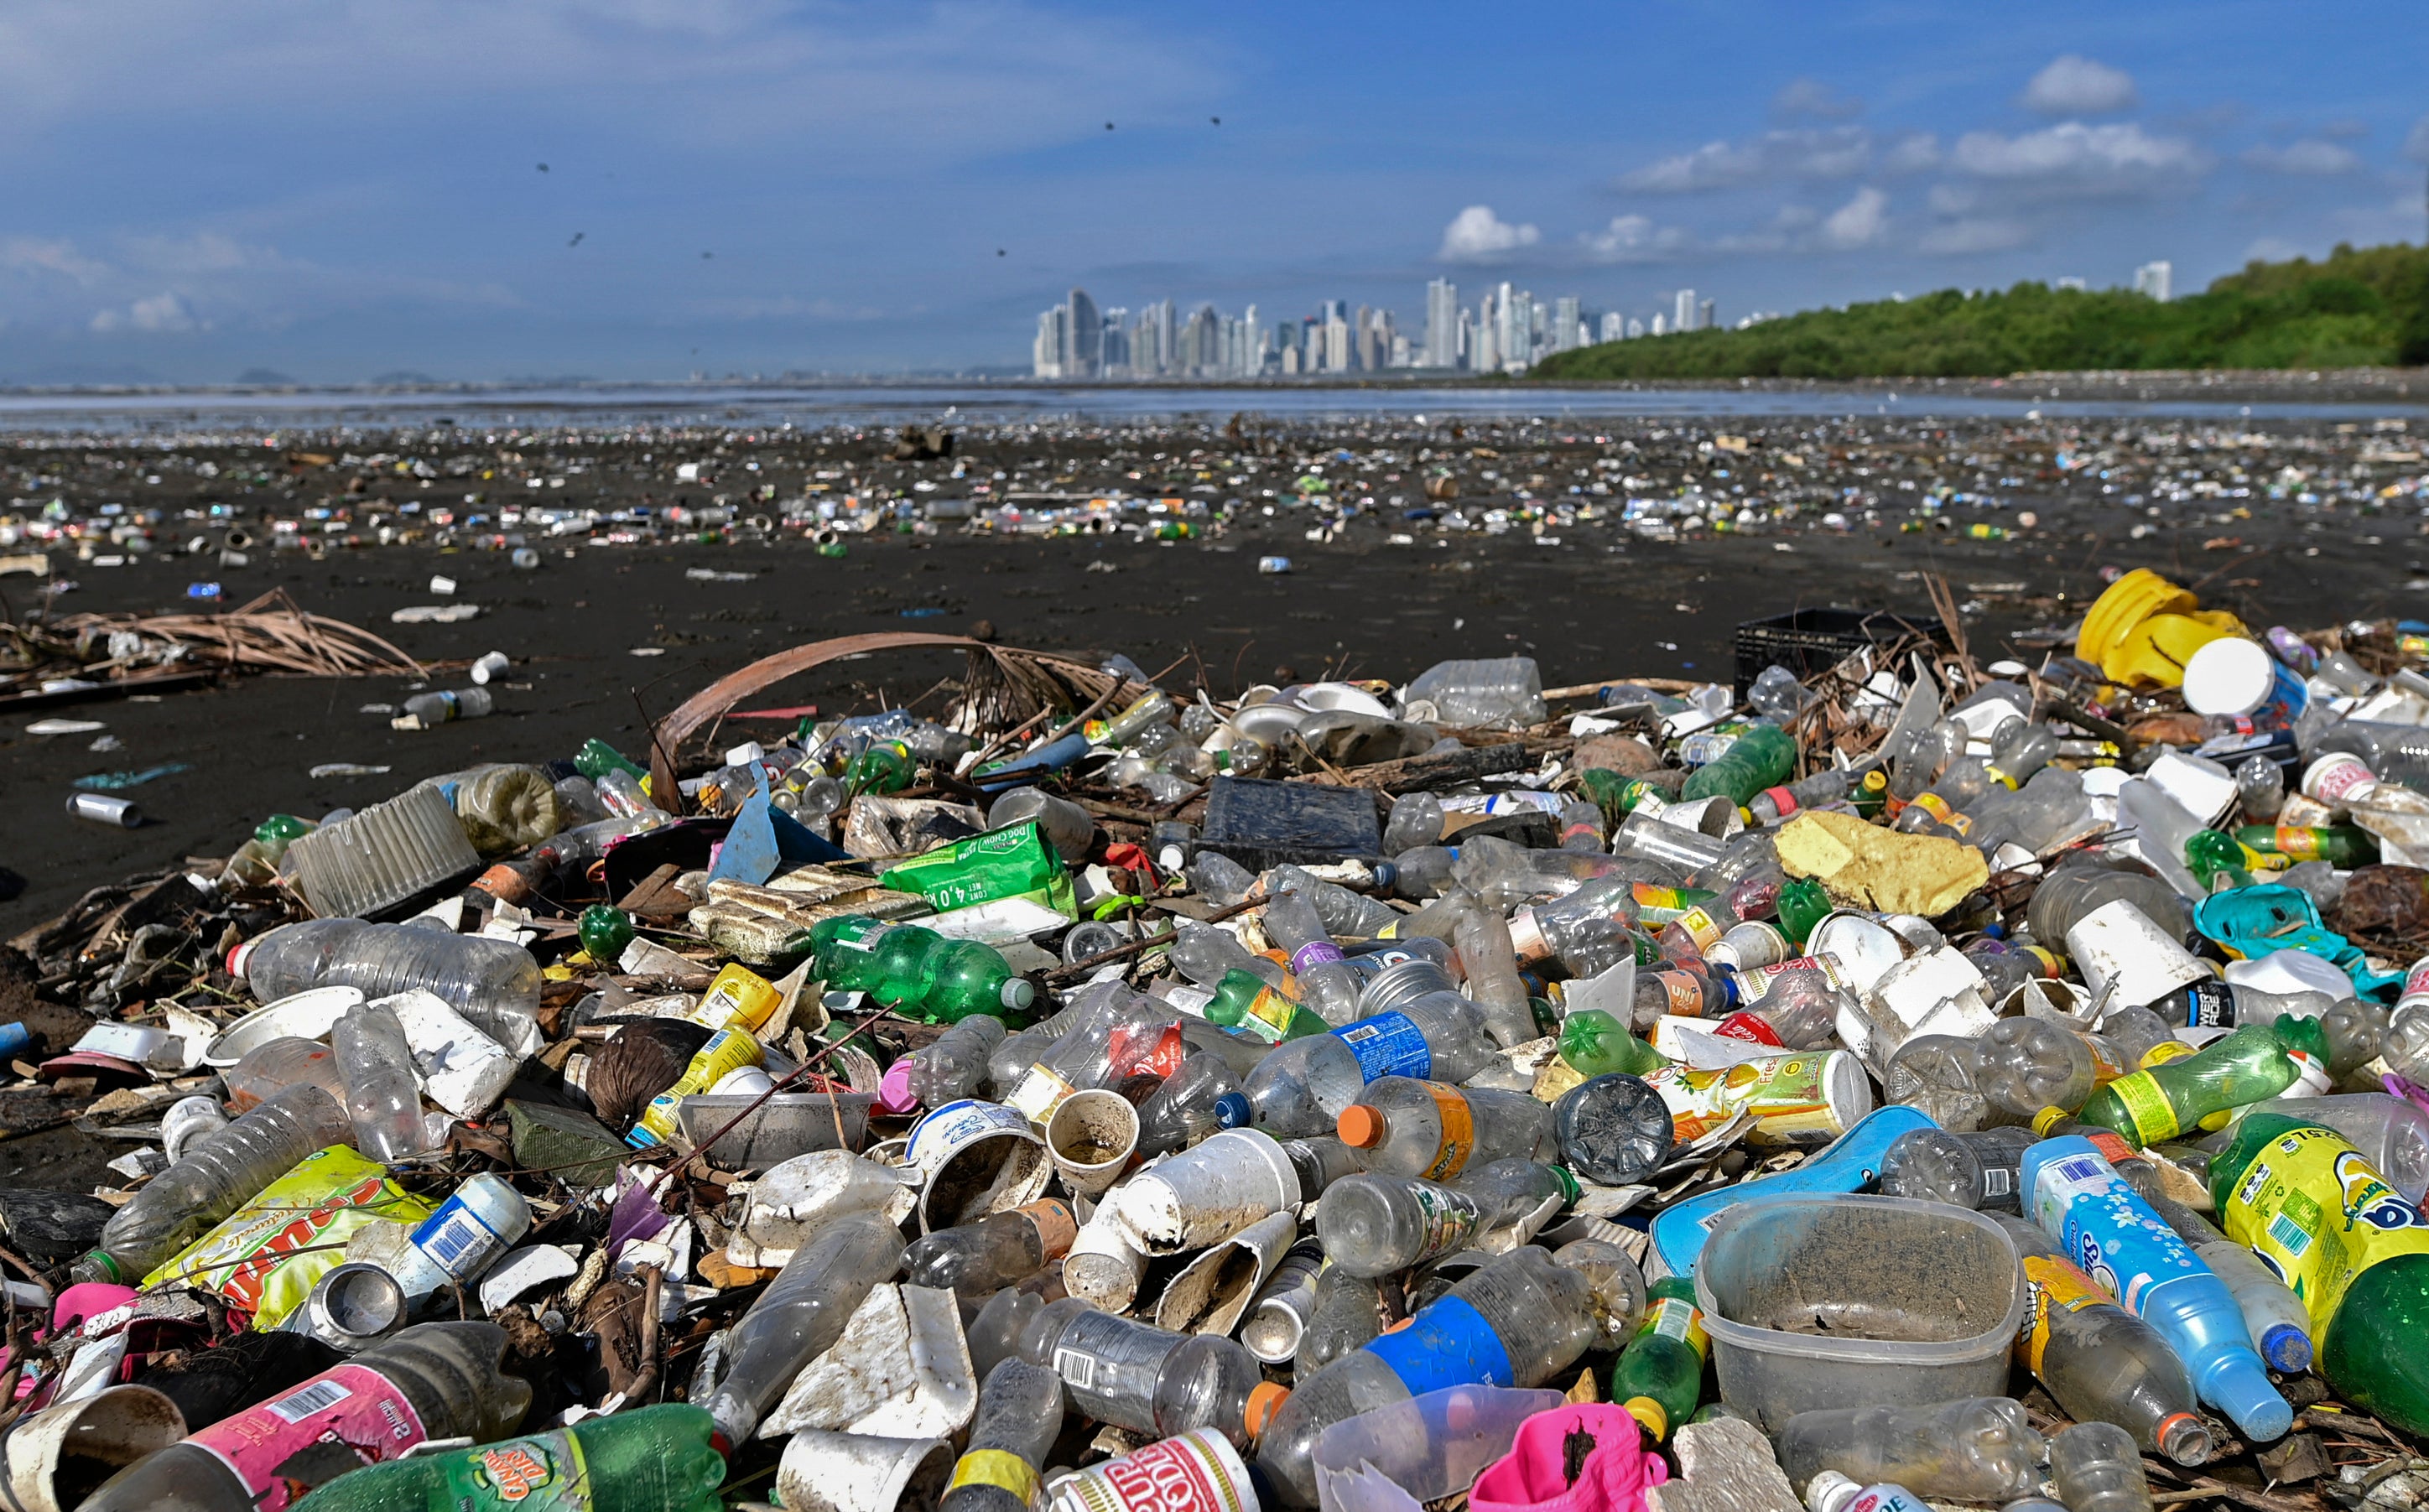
[2182,636,2275,716]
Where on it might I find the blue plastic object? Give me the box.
[707,772,850,886]
[1648,1105,1934,1279]
[2194,883,2402,1000]
[2021,1135,2292,1442]
[972,732,1092,791]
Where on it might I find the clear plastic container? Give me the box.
[1403,657,1546,729]
[2050,1421,2155,1512]
[986,787,1097,861]
[1692,1195,2027,1434]
[446,764,562,855]
[1240,1032,1369,1137]
[332,1000,429,1164]
[1382,792,1444,854]
[75,1083,353,1285]
[283,782,484,918]
[1776,1398,2047,1502]
[222,1035,346,1112]
[908,1015,1008,1107]
[943,1359,1063,1512]
[695,1210,907,1447]
[1022,1298,1282,1447]
[402,686,495,725]
[1309,1385,1569,1512]
[1316,1160,1577,1276]
[1336,1078,1553,1179]
[1261,887,1364,1026]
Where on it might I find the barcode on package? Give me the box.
[418,1205,502,1273]
[2053,1156,2104,1184]
[1053,1348,1097,1390]
[267,1379,352,1423]
[2268,1213,2314,1256]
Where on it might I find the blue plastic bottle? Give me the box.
[2020,1135,2291,1443]
[1648,1106,1934,1278]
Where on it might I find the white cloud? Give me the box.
[1882,133,1941,174]
[1772,78,1860,122]
[2242,139,2359,175]
[1818,187,1888,249]
[0,236,108,284]
[1952,122,2204,190]
[1920,217,2031,255]
[2020,55,2138,116]
[1438,205,1540,263]
[1618,127,1870,192]
[90,291,199,333]
[1579,215,1689,263]
[2406,114,2429,164]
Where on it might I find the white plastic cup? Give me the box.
[1110,1127,1296,1255]
[2067,897,2208,1012]
[1043,1089,1138,1198]
[775,1429,952,1512]
[469,651,511,685]
[2303,751,2380,807]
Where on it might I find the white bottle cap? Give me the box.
[2182,636,2274,716]
[1807,1471,1862,1512]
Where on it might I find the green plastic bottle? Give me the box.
[1610,1275,1709,1442]
[1776,877,1831,948]
[2208,1115,2429,1437]
[2185,829,2285,891]
[290,1403,725,1512]
[2234,824,2380,868]
[574,737,647,782]
[845,739,915,795]
[1680,725,1796,806]
[2075,1017,2328,1148]
[1557,1009,1670,1078]
[579,905,637,963]
[1579,769,1661,825]
[809,916,1037,1023]
[1204,967,1330,1042]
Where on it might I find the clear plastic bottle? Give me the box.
[81,1321,532,1512]
[695,1210,907,1447]
[942,1358,1064,1512]
[1554,1073,1675,1185]
[904,1198,1075,1298]
[2050,1421,2154,1512]
[907,1014,1009,1107]
[1880,1127,2038,1212]
[331,1000,429,1164]
[1238,1031,1369,1137]
[1169,925,1285,989]
[1449,896,1537,1048]
[1774,1398,2047,1503]
[1725,958,1856,1050]
[1973,1016,2099,1121]
[1134,1052,1249,1159]
[1316,1160,1579,1276]
[75,1082,352,1285]
[1356,990,1503,1083]
[1261,887,1365,1025]
[223,1035,347,1113]
[2235,756,2286,823]
[1336,1077,1554,1179]
[400,686,495,725]
[1390,845,1456,900]
[1989,1213,2210,1465]
[986,787,1097,861]
[1295,1263,1385,1374]
[1270,865,1402,939]
[1188,850,1261,907]
[1747,769,1854,827]
[1382,792,1445,854]
[1506,872,1644,969]
[1882,1034,1990,1131]
[1022,1298,1287,1447]
[1559,797,1608,852]
[235,919,545,1057]
[1257,1244,1621,1506]
[1806,1475,1932,1512]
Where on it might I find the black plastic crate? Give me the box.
[1734,607,1945,696]
[1198,776,1383,872]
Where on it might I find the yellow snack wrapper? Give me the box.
[144,1145,434,1329]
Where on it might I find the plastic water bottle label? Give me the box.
[2017,1254,2115,1372]
[2031,1143,2203,1315]
[2104,1071,2180,1145]
[1333,1012,1432,1082]
[411,1193,507,1281]
[1364,1294,1515,1395]
[185,1362,428,1510]
[1417,1083,1477,1181]
[2219,1122,2429,1324]
[1053,1308,1168,1428]
[2179,980,2236,1028]
[1289,940,1346,975]
[1402,1182,1485,1264]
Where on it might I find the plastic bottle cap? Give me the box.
[2182,636,2275,717]
[1246,1381,1290,1441]
[1214,1092,1251,1129]
[1337,1105,1385,1148]
[1622,1395,1667,1442]
[1001,978,1038,1011]
[1548,1164,1581,1205]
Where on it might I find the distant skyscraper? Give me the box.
[1673,288,1696,334]
[1553,296,1580,354]
[1698,298,1714,331]
[1033,306,1068,377]
[1324,314,1350,372]
[1427,278,1459,368]
[1065,288,1101,377]
[1626,316,1644,339]
[1475,289,1501,372]
[2134,261,2173,301]
[1598,311,1624,344]
[1650,312,1668,337]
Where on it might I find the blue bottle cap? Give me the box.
[1214,1092,1252,1129]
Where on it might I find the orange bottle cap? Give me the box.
[1246,1382,1290,1440]
[1337,1105,1384,1148]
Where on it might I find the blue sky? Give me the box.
[3,0,2424,384]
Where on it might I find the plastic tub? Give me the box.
[1693,1194,2024,1433]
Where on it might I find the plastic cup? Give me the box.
[1043,1089,1138,1198]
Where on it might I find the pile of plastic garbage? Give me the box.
[14,564,2429,1512]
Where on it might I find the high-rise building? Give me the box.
[1598,311,1624,344]
[1426,278,1460,368]
[1032,306,1068,377]
[1065,288,1100,377]
[1698,298,1714,331]
[1552,296,1580,355]
[1498,283,1534,370]
[1626,315,1644,339]
[1242,304,1261,377]
[1672,288,1696,334]
[1650,312,1668,336]
[1100,308,1131,375]
[1475,289,1501,372]
[2134,261,2173,302]
[1323,313,1351,372]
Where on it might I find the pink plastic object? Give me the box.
[878,1056,919,1115]
[1471,1403,1671,1512]
[53,1283,138,1338]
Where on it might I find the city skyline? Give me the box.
[2,3,2422,382]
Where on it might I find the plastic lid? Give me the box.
[1246,1381,1290,1441]
[1001,978,1038,1011]
[1214,1092,1251,1130]
[1337,1105,1385,1148]
[2182,636,2275,717]
[1547,1164,1581,1205]
[1806,1471,1859,1512]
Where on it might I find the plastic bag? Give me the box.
[879,819,1078,918]
[144,1145,434,1329]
